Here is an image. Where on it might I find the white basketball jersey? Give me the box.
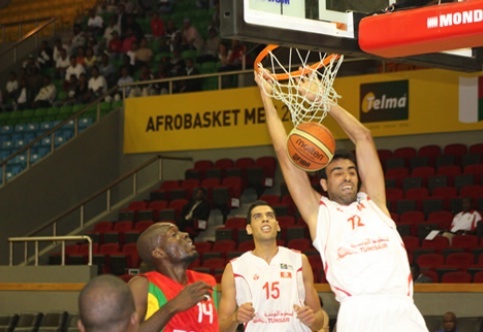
[313,193,413,302]
[230,247,311,332]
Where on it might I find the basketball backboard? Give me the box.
[221,0,483,72]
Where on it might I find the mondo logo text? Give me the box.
[427,9,483,28]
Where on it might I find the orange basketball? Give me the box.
[286,122,336,172]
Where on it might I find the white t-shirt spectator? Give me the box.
[65,63,86,80]
[451,210,482,232]
[6,80,18,95]
[87,15,104,29]
[88,75,108,95]
[34,83,56,103]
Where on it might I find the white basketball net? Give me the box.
[256,47,344,127]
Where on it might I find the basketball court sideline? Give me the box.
[220,0,483,73]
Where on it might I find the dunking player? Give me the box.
[218,200,328,332]
[254,70,428,331]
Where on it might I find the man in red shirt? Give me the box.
[129,222,219,332]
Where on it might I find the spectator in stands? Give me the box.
[63,74,79,105]
[117,3,128,37]
[78,274,139,332]
[27,66,43,96]
[411,263,433,283]
[65,55,86,81]
[436,311,459,332]
[88,65,108,99]
[231,39,248,67]
[197,26,220,63]
[55,48,71,80]
[53,38,70,64]
[180,18,204,52]
[150,11,165,39]
[217,41,242,88]
[165,19,182,53]
[76,73,93,104]
[71,24,87,55]
[178,58,201,93]
[128,222,219,331]
[153,60,171,95]
[124,14,144,41]
[122,28,138,54]
[87,37,101,57]
[218,200,328,332]
[76,46,87,66]
[169,48,185,77]
[126,40,138,68]
[86,7,104,37]
[36,40,53,69]
[138,64,155,96]
[135,37,154,66]
[84,46,97,73]
[450,197,481,234]
[23,54,40,73]
[15,76,33,110]
[217,41,230,68]
[179,187,211,238]
[157,36,171,54]
[103,15,120,46]
[99,52,117,88]
[32,75,56,109]
[108,30,123,59]
[120,53,136,76]
[5,71,19,101]
[115,65,135,99]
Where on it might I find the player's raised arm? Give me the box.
[326,103,387,214]
[254,70,321,238]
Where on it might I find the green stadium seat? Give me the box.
[20,109,35,121]
[181,49,198,60]
[202,77,218,91]
[111,100,123,110]
[0,112,10,125]
[100,102,112,116]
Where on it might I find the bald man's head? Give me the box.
[78,275,137,332]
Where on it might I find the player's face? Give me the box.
[158,225,198,263]
[247,205,280,240]
[321,158,358,205]
[442,314,456,332]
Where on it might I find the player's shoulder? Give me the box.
[188,269,217,285]
[279,246,304,260]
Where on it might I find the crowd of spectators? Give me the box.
[0,0,252,112]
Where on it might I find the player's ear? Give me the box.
[246,224,253,235]
[152,248,165,259]
[320,178,328,192]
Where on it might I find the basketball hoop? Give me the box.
[254,44,344,126]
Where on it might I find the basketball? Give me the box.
[286,122,335,172]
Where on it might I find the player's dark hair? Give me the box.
[318,149,358,180]
[246,200,275,224]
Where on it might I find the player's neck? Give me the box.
[156,263,189,285]
[252,241,279,264]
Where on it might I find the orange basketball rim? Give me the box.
[254,44,341,81]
